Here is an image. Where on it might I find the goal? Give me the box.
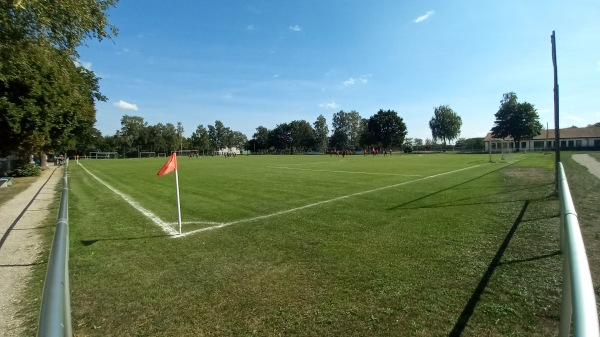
[173,150,199,157]
[157,153,167,158]
[139,151,156,158]
[89,151,118,159]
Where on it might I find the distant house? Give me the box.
[484,126,600,152]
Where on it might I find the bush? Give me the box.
[11,163,41,177]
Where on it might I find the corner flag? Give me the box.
[157,152,182,234]
[157,152,177,176]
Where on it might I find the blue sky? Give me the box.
[78,0,600,141]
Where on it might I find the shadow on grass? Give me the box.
[448,200,529,337]
[81,234,171,246]
[387,158,552,211]
[499,250,561,266]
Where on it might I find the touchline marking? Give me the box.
[178,164,484,237]
[79,164,180,236]
[267,166,423,177]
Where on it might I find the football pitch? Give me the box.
[58,153,562,335]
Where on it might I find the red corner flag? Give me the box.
[157,153,178,177]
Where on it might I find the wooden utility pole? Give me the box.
[551,31,560,190]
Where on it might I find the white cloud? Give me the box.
[342,75,369,87]
[343,78,356,86]
[415,10,435,23]
[113,100,139,111]
[246,24,255,31]
[289,25,302,32]
[319,101,339,109]
[74,60,92,70]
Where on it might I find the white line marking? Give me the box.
[79,164,180,236]
[178,164,484,237]
[170,221,223,226]
[267,166,423,177]
[283,161,338,166]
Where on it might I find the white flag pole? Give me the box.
[174,158,183,235]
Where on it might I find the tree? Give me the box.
[190,125,210,154]
[329,130,349,150]
[1,0,118,56]
[207,120,230,150]
[228,131,248,150]
[313,115,329,153]
[413,138,424,151]
[0,1,117,163]
[429,105,462,147]
[250,126,270,153]
[268,123,292,152]
[118,115,147,156]
[491,92,542,149]
[177,122,185,151]
[363,109,407,148]
[289,120,315,153]
[332,110,362,149]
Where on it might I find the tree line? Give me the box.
[72,107,469,157]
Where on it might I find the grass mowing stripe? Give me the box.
[180,163,486,237]
[79,163,179,236]
[266,166,424,176]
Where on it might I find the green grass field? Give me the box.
[25,152,569,336]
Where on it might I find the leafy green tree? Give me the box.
[207,121,230,150]
[313,115,329,152]
[491,92,542,149]
[228,131,248,150]
[0,0,117,162]
[332,110,362,149]
[147,124,168,153]
[176,122,185,151]
[1,0,118,56]
[251,126,270,152]
[190,125,210,154]
[289,120,315,153]
[329,130,349,150]
[74,127,104,155]
[363,109,407,148]
[159,123,179,153]
[119,115,146,156]
[429,105,462,147]
[268,123,292,152]
[413,138,424,150]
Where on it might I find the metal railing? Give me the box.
[558,162,599,337]
[37,161,72,337]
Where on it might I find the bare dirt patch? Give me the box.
[0,166,62,336]
[572,154,600,180]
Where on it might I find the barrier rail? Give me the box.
[558,162,599,337]
[37,161,72,337]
